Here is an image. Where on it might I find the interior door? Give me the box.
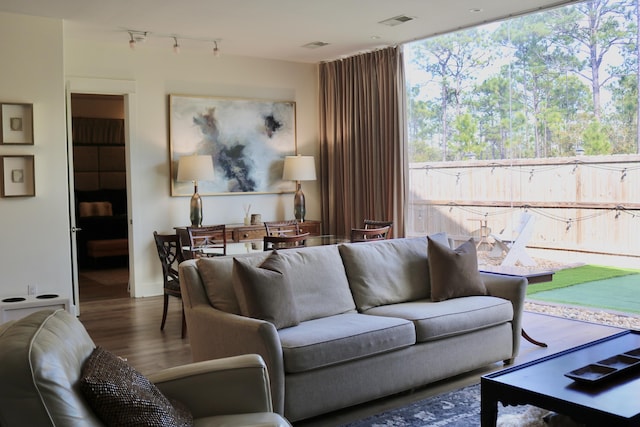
[65,84,81,315]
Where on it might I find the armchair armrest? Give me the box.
[149,354,273,418]
[480,272,527,360]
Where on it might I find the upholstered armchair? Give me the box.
[0,309,290,427]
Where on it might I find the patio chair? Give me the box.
[489,212,536,266]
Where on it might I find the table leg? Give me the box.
[480,390,498,427]
[522,328,548,347]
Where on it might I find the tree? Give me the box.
[411,28,492,160]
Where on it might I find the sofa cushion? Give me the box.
[276,245,356,321]
[197,253,270,314]
[232,252,300,329]
[364,296,513,342]
[339,237,431,311]
[278,313,415,373]
[427,237,487,301]
[80,346,193,427]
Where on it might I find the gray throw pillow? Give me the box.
[80,346,193,427]
[232,251,300,329]
[427,236,487,302]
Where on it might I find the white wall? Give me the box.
[63,30,319,297]
[0,14,72,303]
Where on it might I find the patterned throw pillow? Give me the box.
[427,236,487,302]
[80,346,193,427]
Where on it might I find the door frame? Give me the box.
[66,78,136,314]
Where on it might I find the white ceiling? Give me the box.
[0,0,576,63]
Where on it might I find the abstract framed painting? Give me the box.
[169,94,297,196]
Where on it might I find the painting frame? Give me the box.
[1,155,35,197]
[1,103,34,145]
[169,94,297,196]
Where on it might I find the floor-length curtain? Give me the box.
[319,46,407,238]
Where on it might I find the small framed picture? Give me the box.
[1,155,35,197]
[1,103,34,145]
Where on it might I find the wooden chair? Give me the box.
[489,212,536,266]
[264,232,310,250]
[350,226,391,243]
[364,219,393,238]
[187,224,227,258]
[264,220,300,237]
[153,231,186,338]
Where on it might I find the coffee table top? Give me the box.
[483,330,640,421]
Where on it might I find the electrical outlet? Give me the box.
[28,284,37,296]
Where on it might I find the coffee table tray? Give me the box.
[565,348,640,384]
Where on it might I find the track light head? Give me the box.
[129,32,136,50]
[213,41,221,57]
[173,37,180,54]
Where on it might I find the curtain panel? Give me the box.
[318,46,407,238]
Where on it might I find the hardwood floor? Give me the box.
[77,278,624,427]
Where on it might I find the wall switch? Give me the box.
[28,284,37,296]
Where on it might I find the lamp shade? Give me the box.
[282,155,316,181]
[177,155,214,182]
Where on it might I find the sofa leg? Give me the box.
[503,358,515,365]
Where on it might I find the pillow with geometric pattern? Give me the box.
[80,346,193,427]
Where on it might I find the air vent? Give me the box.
[302,41,330,49]
[379,15,415,27]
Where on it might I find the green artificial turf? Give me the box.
[526,265,640,295]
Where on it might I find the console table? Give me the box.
[175,220,322,254]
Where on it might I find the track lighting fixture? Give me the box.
[173,37,180,54]
[124,29,221,55]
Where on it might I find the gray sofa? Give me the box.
[179,235,527,422]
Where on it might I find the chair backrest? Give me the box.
[0,309,102,426]
[364,220,393,238]
[350,226,391,243]
[187,225,227,258]
[263,220,300,237]
[263,232,310,250]
[153,231,184,289]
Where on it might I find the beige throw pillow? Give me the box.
[232,251,299,329]
[427,236,487,302]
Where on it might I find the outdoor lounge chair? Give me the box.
[489,212,537,266]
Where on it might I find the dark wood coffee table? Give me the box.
[481,330,640,426]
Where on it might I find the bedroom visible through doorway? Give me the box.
[70,94,129,301]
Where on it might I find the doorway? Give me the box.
[70,94,129,302]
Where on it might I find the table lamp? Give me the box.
[177,155,214,227]
[282,155,316,222]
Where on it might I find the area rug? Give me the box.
[529,274,640,315]
[340,383,538,427]
[79,268,129,301]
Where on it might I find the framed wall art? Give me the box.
[1,155,35,197]
[1,103,34,145]
[169,94,297,196]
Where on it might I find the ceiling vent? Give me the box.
[379,15,415,27]
[302,41,330,49]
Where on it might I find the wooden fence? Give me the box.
[407,154,640,258]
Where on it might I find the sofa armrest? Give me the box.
[480,272,527,360]
[149,354,275,418]
[179,260,286,414]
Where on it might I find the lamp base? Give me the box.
[293,182,306,222]
[190,191,203,227]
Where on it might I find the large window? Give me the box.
[404,0,640,257]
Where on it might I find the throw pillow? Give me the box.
[80,346,193,427]
[427,236,487,302]
[232,251,299,329]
